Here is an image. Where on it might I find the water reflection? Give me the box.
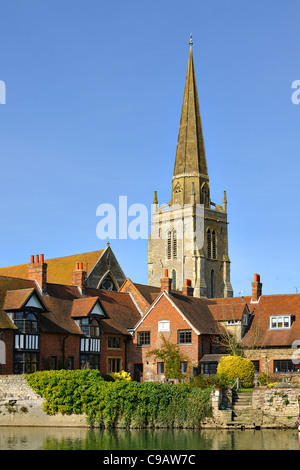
[0,427,299,450]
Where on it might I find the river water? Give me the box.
[0,427,299,450]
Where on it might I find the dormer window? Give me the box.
[80,317,101,337]
[270,315,291,329]
[14,311,39,333]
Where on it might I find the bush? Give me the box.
[216,355,255,388]
[109,370,132,381]
[25,370,212,428]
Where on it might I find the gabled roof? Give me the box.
[0,250,105,285]
[241,294,300,348]
[87,288,141,335]
[207,302,249,322]
[133,290,218,335]
[71,297,108,318]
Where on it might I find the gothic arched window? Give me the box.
[167,231,172,259]
[212,230,216,259]
[207,229,211,259]
[173,230,177,259]
[167,230,177,260]
[207,229,216,260]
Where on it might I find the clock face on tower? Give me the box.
[101,277,114,291]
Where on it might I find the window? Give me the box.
[14,311,38,333]
[227,320,239,325]
[80,354,100,370]
[207,229,211,258]
[180,361,188,374]
[80,318,101,337]
[172,269,177,290]
[157,362,165,374]
[137,331,151,346]
[251,360,260,374]
[274,360,298,373]
[202,362,218,375]
[207,228,217,260]
[270,316,291,329]
[108,336,121,349]
[173,230,177,259]
[178,330,192,344]
[167,231,171,259]
[212,230,216,259]
[13,352,38,374]
[166,230,177,260]
[108,358,121,373]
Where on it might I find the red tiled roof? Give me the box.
[0,250,104,285]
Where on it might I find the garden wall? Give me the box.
[0,375,87,427]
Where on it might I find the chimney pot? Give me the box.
[161,270,171,293]
[72,262,87,295]
[252,273,262,302]
[183,279,194,296]
[28,254,47,294]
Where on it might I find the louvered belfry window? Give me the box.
[167,231,172,259]
[173,230,177,259]
[207,229,211,258]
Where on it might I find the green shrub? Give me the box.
[216,355,255,388]
[25,370,212,428]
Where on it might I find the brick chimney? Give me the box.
[182,279,194,296]
[28,254,47,294]
[72,262,87,296]
[251,273,262,302]
[160,269,172,293]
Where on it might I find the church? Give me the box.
[148,35,233,299]
[1,38,300,381]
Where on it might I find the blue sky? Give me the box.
[0,0,299,297]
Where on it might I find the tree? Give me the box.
[146,334,190,381]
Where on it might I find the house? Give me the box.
[127,271,224,382]
[123,271,300,382]
[0,254,140,375]
[0,243,126,291]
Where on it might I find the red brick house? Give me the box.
[127,271,223,382]
[0,255,140,375]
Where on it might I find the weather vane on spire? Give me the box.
[189,33,193,46]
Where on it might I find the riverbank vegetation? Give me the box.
[25,369,213,428]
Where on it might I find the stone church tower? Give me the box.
[148,36,233,299]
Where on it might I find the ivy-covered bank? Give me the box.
[25,370,213,429]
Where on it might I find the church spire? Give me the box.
[171,35,209,207]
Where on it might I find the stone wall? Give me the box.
[0,375,87,427]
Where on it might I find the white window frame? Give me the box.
[269,315,291,329]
